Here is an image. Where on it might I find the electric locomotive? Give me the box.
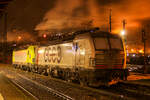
[12,29,128,86]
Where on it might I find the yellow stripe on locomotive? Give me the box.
[27,46,36,64]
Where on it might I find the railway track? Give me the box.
[11,80,39,100]
[13,72,126,100]
[118,81,150,96]
[2,67,130,100]
[97,81,150,100]
[3,66,150,100]
[16,73,74,100]
[0,66,74,100]
[9,74,74,100]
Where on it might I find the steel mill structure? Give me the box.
[12,29,128,86]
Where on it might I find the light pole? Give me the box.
[142,29,147,73]
[109,9,112,33]
[121,19,127,44]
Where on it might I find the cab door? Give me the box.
[74,39,85,67]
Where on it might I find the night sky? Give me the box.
[0,0,150,52]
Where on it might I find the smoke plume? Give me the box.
[0,0,150,45]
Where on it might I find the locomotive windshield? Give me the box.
[94,38,109,50]
[110,38,123,50]
[93,37,123,50]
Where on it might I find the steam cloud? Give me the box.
[0,0,150,45]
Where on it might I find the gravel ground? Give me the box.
[0,64,132,100]
[0,73,36,100]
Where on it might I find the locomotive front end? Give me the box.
[89,32,128,86]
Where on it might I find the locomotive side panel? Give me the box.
[37,42,75,68]
[12,46,36,70]
[12,50,28,65]
[59,43,74,67]
[37,47,46,66]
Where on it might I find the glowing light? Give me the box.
[127,53,129,56]
[121,30,125,36]
[131,49,134,52]
[38,49,44,54]
[18,36,22,40]
[139,49,144,53]
[43,34,47,38]
[132,54,136,57]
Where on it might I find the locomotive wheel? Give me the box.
[43,69,48,76]
[50,70,55,78]
[66,77,72,83]
[64,72,71,82]
[80,77,88,86]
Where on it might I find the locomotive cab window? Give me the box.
[93,38,109,50]
[110,38,123,50]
